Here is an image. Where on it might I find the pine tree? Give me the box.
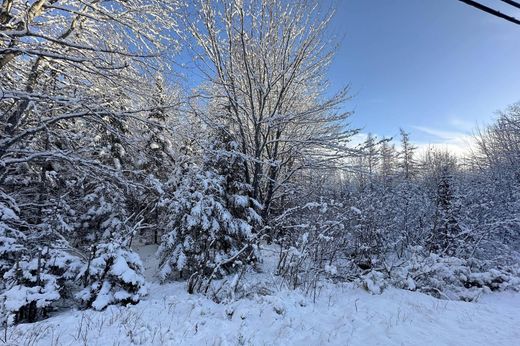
[157,131,262,294]
[399,129,417,180]
[77,237,147,311]
[429,162,468,256]
[380,140,397,187]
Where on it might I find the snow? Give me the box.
[3,283,60,312]
[5,281,520,345]
[90,282,112,311]
[5,245,520,346]
[111,255,144,285]
[350,206,362,215]
[233,195,249,208]
[0,205,18,221]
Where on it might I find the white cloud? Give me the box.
[411,125,476,156]
[344,126,477,157]
[447,117,475,132]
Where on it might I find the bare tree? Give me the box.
[0,1,182,320]
[1,0,181,172]
[0,0,183,231]
[185,0,357,218]
[473,104,520,175]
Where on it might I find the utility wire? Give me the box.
[500,0,520,10]
[457,0,520,25]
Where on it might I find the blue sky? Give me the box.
[327,0,520,152]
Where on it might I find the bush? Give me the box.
[386,253,520,301]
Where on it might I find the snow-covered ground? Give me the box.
[4,245,520,346]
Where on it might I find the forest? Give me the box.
[1,0,519,344]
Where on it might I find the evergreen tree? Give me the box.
[399,129,417,180]
[77,237,147,311]
[157,131,262,294]
[428,161,468,256]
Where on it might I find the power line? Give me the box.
[457,0,520,25]
[500,0,520,10]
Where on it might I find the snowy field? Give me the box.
[4,245,520,346]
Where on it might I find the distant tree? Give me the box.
[421,150,468,256]
[399,129,417,180]
[379,140,397,186]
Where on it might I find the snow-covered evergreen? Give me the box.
[77,239,147,311]
[158,133,262,295]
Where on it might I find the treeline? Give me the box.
[270,112,520,298]
[1,0,519,326]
